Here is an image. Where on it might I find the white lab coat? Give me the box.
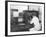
[30,16,41,31]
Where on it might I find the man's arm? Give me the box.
[30,19,34,24]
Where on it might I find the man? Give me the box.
[29,12,41,31]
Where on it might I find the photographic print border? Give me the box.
[5,1,45,36]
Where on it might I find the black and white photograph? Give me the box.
[6,1,45,36]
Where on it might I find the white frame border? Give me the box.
[8,2,44,35]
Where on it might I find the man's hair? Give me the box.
[32,10,39,18]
